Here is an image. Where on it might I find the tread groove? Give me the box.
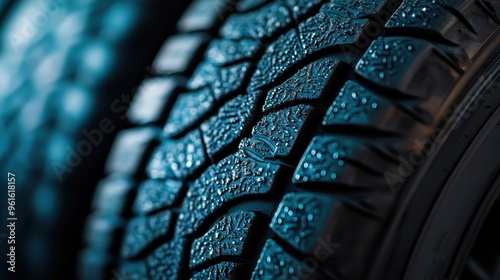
[270,235,341,280]
[385,27,460,46]
[439,3,478,35]
[123,213,179,261]
[322,125,403,138]
[354,73,435,125]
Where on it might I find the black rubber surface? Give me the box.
[82,0,500,279]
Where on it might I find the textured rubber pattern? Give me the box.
[83,0,500,279]
[78,0,235,279]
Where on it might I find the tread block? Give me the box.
[105,127,159,176]
[240,105,313,160]
[147,129,207,180]
[76,41,115,84]
[322,80,414,133]
[116,262,147,280]
[387,0,498,66]
[250,29,305,90]
[323,80,431,135]
[120,210,173,259]
[323,81,383,126]
[251,239,325,280]
[220,2,292,40]
[466,6,500,63]
[177,151,281,235]
[99,1,141,43]
[298,4,369,55]
[133,179,183,215]
[206,39,261,66]
[78,250,114,280]
[53,86,93,131]
[201,94,257,158]
[164,88,215,137]
[293,136,391,188]
[148,239,187,280]
[284,0,325,20]
[118,240,187,280]
[269,193,385,279]
[356,37,431,91]
[92,176,135,215]
[84,214,124,251]
[263,58,338,112]
[177,0,229,32]
[356,37,462,105]
[152,34,209,75]
[214,63,252,100]
[328,0,387,17]
[190,211,262,268]
[192,262,244,280]
[189,61,252,100]
[128,77,179,125]
[270,193,335,253]
[386,0,449,29]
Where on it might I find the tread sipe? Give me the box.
[80,0,500,279]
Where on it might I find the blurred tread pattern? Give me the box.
[92,176,135,215]
[153,34,210,75]
[164,87,215,137]
[147,129,207,180]
[177,0,231,32]
[206,39,261,66]
[121,210,173,259]
[133,179,184,215]
[105,127,159,176]
[220,2,292,40]
[128,77,180,125]
[188,61,252,100]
